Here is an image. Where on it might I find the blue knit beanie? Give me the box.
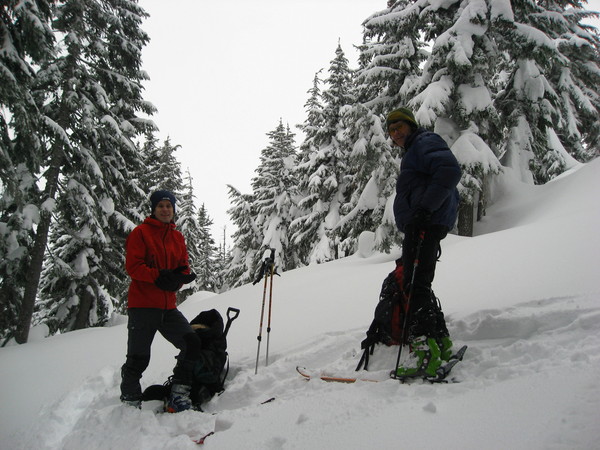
[150,190,176,214]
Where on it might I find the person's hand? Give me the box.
[155,266,196,291]
[170,265,197,284]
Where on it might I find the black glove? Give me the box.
[410,208,432,229]
[170,265,197,284]
[155,266,196,292]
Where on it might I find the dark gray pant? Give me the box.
[120,308,199,400]
[402,224,449,339]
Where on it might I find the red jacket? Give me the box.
[125,216,191,309]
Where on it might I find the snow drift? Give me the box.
[1,159,599,449]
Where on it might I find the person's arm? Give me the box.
[125,227,159,283]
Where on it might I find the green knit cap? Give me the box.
[386,107,418,129]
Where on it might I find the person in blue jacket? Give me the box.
[388,107,461,378]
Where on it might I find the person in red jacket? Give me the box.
[120,190,199,412]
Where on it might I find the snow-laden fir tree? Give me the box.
[0,0,55,344]
[195,204,221,293]
[174,170,203,302]
[250,119,299,272]
[493,0,600,183]
[334,1,430,253]
[547,4,600,162]
[289,71,326,265]
[336,104,401,253]
[223,186,261,288]
[417,0,503,235]
[15,0,154,341]
[291,43,355,264]
[356,0,428,115]
[146,136,185,196]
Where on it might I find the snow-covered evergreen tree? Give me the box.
[148,137,184,196]
[251,120,298,272]
[336,104,400,252]
[195,204,220,292]
[17,0,154,340]
[493,0,600,183]
[174,170,203,302]
[543,3,600,162]
[223,185,260,288]
[356,0,427,114]
[337,3,429,253]
[291,43,355,264]
[290,71,326,265]
[0,0,56,343]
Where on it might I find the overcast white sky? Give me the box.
[138,0,600,242]
[138,0,381,240]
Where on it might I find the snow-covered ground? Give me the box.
[1,158,599,449]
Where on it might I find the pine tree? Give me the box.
[150,137,184,195]
[17,0,154,341]
[338,3,430,252]
[223,185,260,289]
[356,0,427,114]
[290,71,326,264]
[337,104,401,252]
[411,0,503,235]
[0,0,56,343]
[251,119,298,271]
[196,204,220,292]
[493,0,600,183]
[175,170,202,302]
[291,43,355,264]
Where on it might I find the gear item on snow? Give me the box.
[297,366,380,383]
[439,335,453,362]
[394,344,468,382]
[298,345,467,384]
[357,257,452,372]
[142,307,240,412]
[167,383,193,413]
[395,336,442,378]
[253,248,280,374]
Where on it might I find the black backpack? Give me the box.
[356,260,450,371]
[142,307,239,408]
[356,260,407,371]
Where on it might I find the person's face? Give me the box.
[388,121,413,148]
[154,200,174,223]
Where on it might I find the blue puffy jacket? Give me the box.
[393,128,461,232]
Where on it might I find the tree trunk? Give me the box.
[73,287,94,330]
[15,146,64,344]
[457,200,474,237]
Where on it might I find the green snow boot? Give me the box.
[439,336,453,362]
[395,336,443,378]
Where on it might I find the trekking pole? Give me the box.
[255,261,269,375]
[265,250,276,366]
[392,230,425,379]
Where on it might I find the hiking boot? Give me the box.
[395,336,442,378]
[166,384,192,413]
[439,336,453,362]
[120,394,142,409]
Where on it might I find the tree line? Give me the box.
[0,1,223,344]
[2,0,599,343]
[223,0,600,287]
